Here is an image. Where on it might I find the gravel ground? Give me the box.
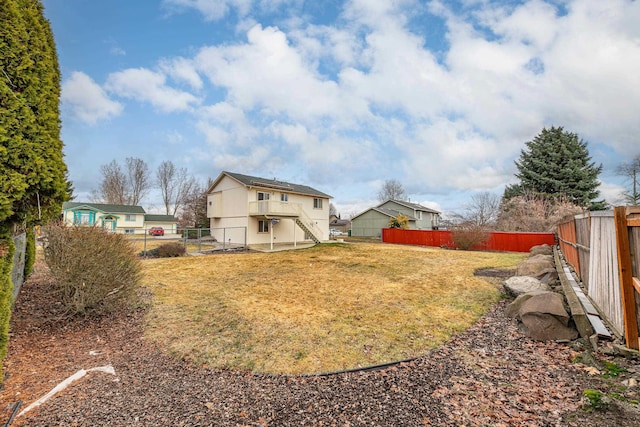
[2,268,640,426]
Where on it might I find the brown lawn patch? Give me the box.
[142,243,524,375]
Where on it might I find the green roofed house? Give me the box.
[62,202,177,235]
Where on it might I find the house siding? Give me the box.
[207,172,330,245]
[351,210,391,238]
[378,201,437,229]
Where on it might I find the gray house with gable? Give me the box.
[350,199,441,238]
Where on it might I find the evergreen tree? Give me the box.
[504,127,603,208]
[1,0,70,367]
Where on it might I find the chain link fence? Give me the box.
[134,227,247,256]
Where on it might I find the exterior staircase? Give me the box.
[295,210,322,243]
[248,200,324,243]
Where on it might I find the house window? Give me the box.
[125,214,136,221]
[258,220,269,233]
[73,210,94,225]
[313,198,323,209]
[281,194,288,202]
[124,228,135,234]
[417,211,422,220]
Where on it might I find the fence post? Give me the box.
[614,206,639,350]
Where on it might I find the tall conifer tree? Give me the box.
[504,127,603,208]
[1,0,70,366]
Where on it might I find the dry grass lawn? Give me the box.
[142,243,525,375]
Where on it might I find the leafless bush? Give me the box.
[156,242,186,257]
[43,222,141,316]
[497,194,584,232]
[450,223,491,250]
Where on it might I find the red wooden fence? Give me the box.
[382,228,555,252]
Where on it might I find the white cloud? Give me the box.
[159,57,203,90]
[105,68,200,113]
[599,180,627,205]
[61,71,123,124]
[195,24,368,124]
[162,0,252,21]
[110,46,126,56]
[166,130,185,144]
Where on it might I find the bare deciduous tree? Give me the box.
[180,179,211,228]
[126,157,151,206]
[616,155,640,206]
[92,160,128,204]
[464,191,501,227]
[92,158,151,205]
[329,203,337,217]
[157,161,196,216]
[377,179,407,202]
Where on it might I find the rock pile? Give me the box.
[504,244,579,341]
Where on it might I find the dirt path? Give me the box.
[2,268,640,426]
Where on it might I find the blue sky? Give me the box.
[42,0,640,217]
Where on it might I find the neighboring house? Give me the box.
[350,199,441,238]
[62,202,177,234]
[206,171,331,247]
[329,214,351,234]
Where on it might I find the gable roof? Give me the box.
[210,171,332,198]
[144,214,177,222]
[378,199,440,214]
[62,202,146,214]
[352,207,417,221]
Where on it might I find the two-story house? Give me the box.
[206,171,331,248]
[350,199,441,238]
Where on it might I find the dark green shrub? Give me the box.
[24,227,36,278]
[156,242,186,257]
[43,222,141,316]
[0,232,15,366]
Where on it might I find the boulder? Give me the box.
[518,292,578,341]
[530,244,553,256]
[503,276,550,297]
[505,290,549,318]
[516,254,558,284]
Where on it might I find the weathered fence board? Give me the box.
[558,218,580,277]
[576,215,591,287]
[556,208,640,349]
[587,212,624,336]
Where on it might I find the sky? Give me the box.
[41,0,640,218]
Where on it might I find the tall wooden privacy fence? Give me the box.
[382,228,555,253]
[557,207,640,350]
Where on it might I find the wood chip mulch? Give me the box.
[2,264,640,426]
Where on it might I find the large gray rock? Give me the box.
[505,290,549,318]
[503,276,550,297]
[518,292,578,341]
[516,254,558,284]
[530,244,553,256]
